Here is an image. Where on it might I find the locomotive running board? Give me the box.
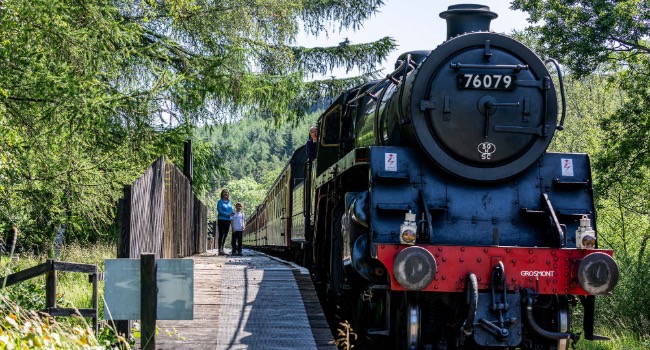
[314,147,369,189]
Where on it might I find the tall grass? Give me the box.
[0,241,129,349]
[0,293,102,349]
[1,242,115,315]
[577,331,650,350]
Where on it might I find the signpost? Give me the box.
[104,255,193,349]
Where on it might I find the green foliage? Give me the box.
[224,177,271,215]
[1,242,114,319]
[0,242,126,348]
[293,37,396,78]
[511,0,650,78]
[0,0,395,250]
[511,1,650,342]
[548,74,619,155]
[2,281,48,312]
[596,258,650,335]
[548,73,650,339]
[97,323,133,349]
[201,111,318,219]
[510,0,650,274]
[578,333,650,350]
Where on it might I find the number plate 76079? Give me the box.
[457,74,517,90]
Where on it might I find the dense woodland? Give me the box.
[198,111,318,215]
[0,0,394,251]
[0,0,650,347]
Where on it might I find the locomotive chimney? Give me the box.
[439,4,498,39]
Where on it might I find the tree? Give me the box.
[511,0,650,78]
[509,0,650,248]
[0,0,395,248]
[511,0,650,333]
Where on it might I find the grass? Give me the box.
[0,293,102,349]
[576,331,650,350]
[1,242,115,316]
[0,241,130,349]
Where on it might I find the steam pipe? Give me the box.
[461,273,478,336]
[524,296,574,340]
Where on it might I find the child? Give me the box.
[230,202,245,256]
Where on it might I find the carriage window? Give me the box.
[322,105,341,146]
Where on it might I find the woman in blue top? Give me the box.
[216,189,234,255]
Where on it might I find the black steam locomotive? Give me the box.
[244,4,619,349]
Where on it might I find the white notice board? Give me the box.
[104,258,193,320]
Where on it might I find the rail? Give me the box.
[0,259,100,332]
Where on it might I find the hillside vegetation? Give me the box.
[199,112,318,216]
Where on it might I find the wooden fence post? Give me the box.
[45,259,56,309]
[183,140,193,186]
[91,269,99,333]
[115,185,132,337]
[141,253,157,350]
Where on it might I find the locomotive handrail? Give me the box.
[396,54,413,125]
[449,63,529,71]
[418,190,434,244]
[545,58,567,131]
[371,54,415,144]
[542,193,567,247]
[346,55,414,106]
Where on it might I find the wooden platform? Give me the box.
[152,249,336,349]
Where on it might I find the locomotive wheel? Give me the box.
[347,288,387,350]
[529,296,571,350]
[392,292,421,350]
[554,296,571,350]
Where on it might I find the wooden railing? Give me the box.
[0,259,100,332]
[116,155,207,259]
[207,220,217,250]
[114,144,207,337]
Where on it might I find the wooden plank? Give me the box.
[114,155,210,340]
[116,184,132,338]
[53,261,97,274]
[183,140,193,185]
[117,185,131,259]
[46,308,96,318]
[0,261,52,288]
[159,254,334,349]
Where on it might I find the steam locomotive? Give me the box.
[243,4,619,349]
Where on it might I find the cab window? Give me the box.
[322,105,341,146]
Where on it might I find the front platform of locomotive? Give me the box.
[342,4,620,349]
